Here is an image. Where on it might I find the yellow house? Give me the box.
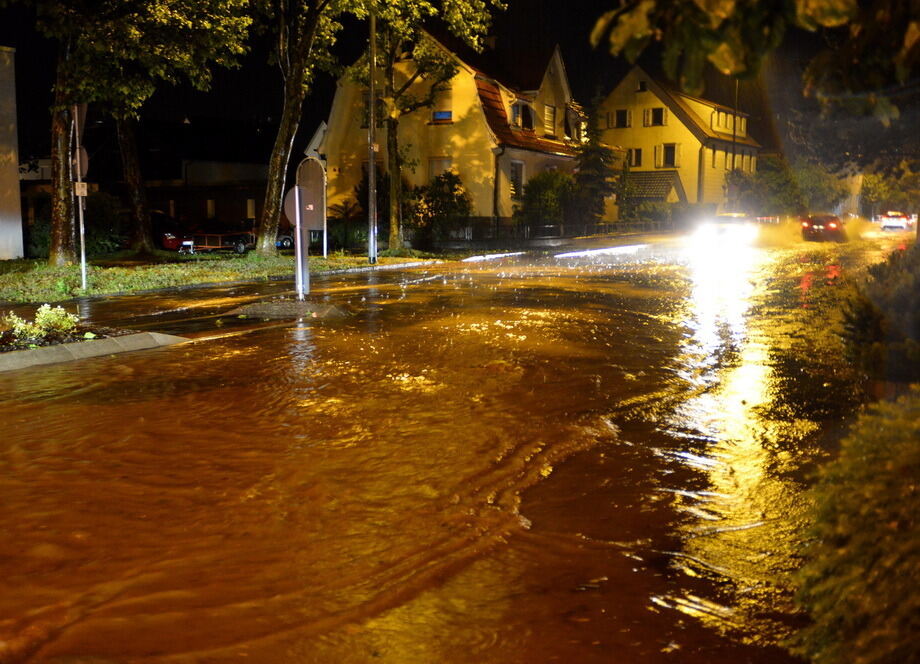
[599,65,761,213]
[320,37,582,233]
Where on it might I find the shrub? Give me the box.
[790,386,920,664]
[410,172,472,248]
[514,169,574,228]
[2,304,78,342]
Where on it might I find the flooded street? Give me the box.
[0,232,905,663]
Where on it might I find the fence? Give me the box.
[434,217,676,246]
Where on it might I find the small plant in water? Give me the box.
[2,304,79,343]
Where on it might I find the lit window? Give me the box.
[246,198,256,220]
[206,199,216,219]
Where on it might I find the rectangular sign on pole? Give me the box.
[74,181,88,197]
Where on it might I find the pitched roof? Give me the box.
[631,66,762,150]
[475,77,577,156]
[625,170,687,202]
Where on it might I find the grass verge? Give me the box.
[0,251,439,304]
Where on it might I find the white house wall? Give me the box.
[323,65,498,218]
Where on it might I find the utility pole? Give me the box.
[367,10,378,264]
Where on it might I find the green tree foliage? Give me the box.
[570,110,618,227]
[353,0,502,250]
[27,0,252,264]
[860,162,920,217]
[793,159,849,212]
[410,171,472,248]
[614,161,640,221]
[791,386,920,664]
[591,0,918,122]
[514,170,574,229]
[726,155,847,215]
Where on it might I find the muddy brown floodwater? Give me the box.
[0,233,904,663]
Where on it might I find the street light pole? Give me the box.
[367,10,378,264]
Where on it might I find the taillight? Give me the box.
[828,222,838,229]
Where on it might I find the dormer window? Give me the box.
[511,101,534,131]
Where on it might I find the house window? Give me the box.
[206,199,216,219]
[428,157,452,180]
[628,148,642,167]
[246,198,256,220]
[432,85,452,123]
[168,199,176,218]
[637,80,648,92]
[646,107,666,126]
[655,143,680,168]
[544,104,556,136]
[614,109,631,128]
[510,160,525,200]
[512,102,534,130]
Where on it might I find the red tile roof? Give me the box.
[475,78,577,157]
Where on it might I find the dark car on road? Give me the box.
[801,214,846,242]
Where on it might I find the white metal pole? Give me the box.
[367,11,378,264]
[73,104,87,290]
[294,185,305,300]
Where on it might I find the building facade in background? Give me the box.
[599,65,761,214]
[320,37,583,232]
[0,45,24,259]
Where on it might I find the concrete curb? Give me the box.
[0,332,188,373]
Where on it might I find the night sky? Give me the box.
[0,1,619,168]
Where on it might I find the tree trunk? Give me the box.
[256,74,306,255]
[386,115,403,250]
[256,0,326,257]
[48,55,76,266]
[116,116,155,254]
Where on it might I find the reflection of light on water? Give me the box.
[288,325,315,371]
[462,252,525,262]
[660,243,802,643]
[554,244,646,259]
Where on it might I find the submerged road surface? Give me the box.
[0,229,906,662]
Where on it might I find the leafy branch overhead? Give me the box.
[591,0,919,119]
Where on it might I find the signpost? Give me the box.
[283,157,326,300]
